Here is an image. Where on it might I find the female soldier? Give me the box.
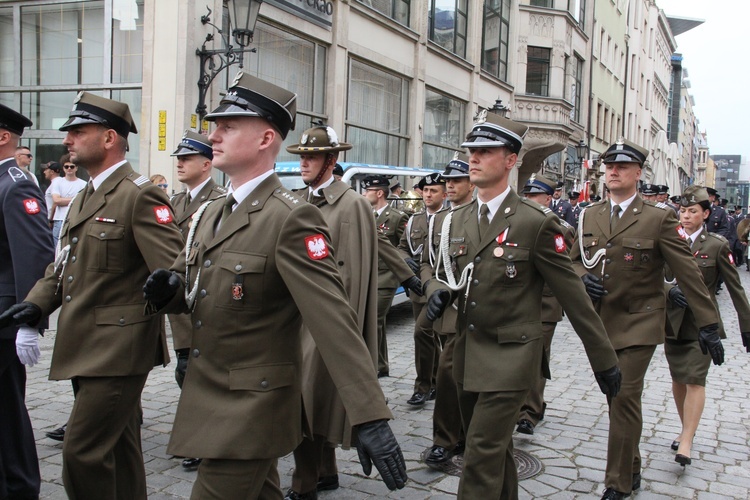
[665,185,750,466]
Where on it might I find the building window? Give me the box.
[357,0,410,26]
[246,23,327,162]
[526,47,550,96]
[1,0,144,173]
[481,0,511,81]
[572,56,583,123]
[531,0,552,7]
[578,0,586,29]
[423,88,464,169]
[346,59,409,166]
[428,0,468,58]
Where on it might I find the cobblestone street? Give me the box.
[26,271,750,499]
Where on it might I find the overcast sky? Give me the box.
[655,0,749,173]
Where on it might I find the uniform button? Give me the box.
[470,301,477,308]
[508,255,514,260]
[468,324,475,331]
[260,380,269,389]
[603,290,609,295]
[473,279,479,285]
[338,261,344,266]
[636,243,641,248]
[100,232,106,238]
[604,274,610,279]
[204,260,211,268]
[71,256,76,262]
[65,295,71,302]
[194,320,202,329]
[521,335,527,340]
[71,237,78,244]
[119,318,125,325]
[200,289,207,298]
[192,349,200,358]
[235,264,242,272]
[67,276,73,283]
[606,243,612,248]
[474,256,481,263]
[605,259,612,264]
[646,305,651,310]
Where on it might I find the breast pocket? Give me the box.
[217,250,266,312]
[86,222,126,272]
[621,238,655,271]
[491,246,529,288]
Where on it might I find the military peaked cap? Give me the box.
[521,173,556,195]
[461,109,528,153]
[362,175,389,190]
[59,92,137,138]
[205,71,297,139]
[171,130,213,160]
[657,184,669,195]
[640,183,658,195]
[0,103,32,136]
[442,152,470,178]
[601,138,648,166]
[422,173,445,187]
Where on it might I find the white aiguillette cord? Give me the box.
[434,211,474,311]
[578,206,607,276]
[184,198,218,310]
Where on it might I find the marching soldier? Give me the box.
[567,189,581,227]
[515,174,575,436]
[168,129,226,470]
[398,173,445,406]
[424,111,621,498]
[0,93,184,499]
[656,184,670,203]
[571,139,720,500]
[142,72,408,498]
[0,104,53,500]
[663,185,750,467]
[705,187,730,238]
[363,175,415,377]
[283,125,378,499]
[422,153,473,465]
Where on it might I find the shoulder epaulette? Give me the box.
[520,197,552,215]
[559,219,574,230]
[275,187,302,208]
[129,174,149,187]
[7,166,29,183]
[707,232,728,243]
[214,185,227,194]
[655,202,670,210]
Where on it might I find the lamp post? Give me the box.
[489,98,511,118]
[195,0,263,127]
[564,139,589,186]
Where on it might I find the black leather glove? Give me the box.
[356,420,407,490]
[741,332,750,353]
[594,365,622,397]
[143,269,181,308]
[0,302,42,329]
[668,285,688,308]
[401,276,423,297]
[175,349,190,388]
[426,290,451,321]
[404,257,420,275]
[581,273,605,301]
[698,323,724,365]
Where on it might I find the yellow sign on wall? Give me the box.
[158,110,167,151]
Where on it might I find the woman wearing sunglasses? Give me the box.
[150,174,169,194]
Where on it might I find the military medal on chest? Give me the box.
[506,262,517,279]
[231,278,244,301]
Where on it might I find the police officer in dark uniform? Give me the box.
[568,189,581,227]
[0,104,54,500]
[656,184,670,204]
[549,182,573,222]
[168,129,226,470]
[706,187,730,238]
[639,182,658,202]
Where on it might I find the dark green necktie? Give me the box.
[479,204,490,238]
[220,194,235,226]
[611,204,621,232]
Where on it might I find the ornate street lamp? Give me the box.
[565,139,589,183]
[195,0,264,124]
[489,98,511,118]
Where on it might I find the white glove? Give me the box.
[16,326,41,367]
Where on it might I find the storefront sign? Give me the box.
[265,0,334,30]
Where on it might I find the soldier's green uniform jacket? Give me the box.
[293,179,380,447]
[26,163,183,379]
[423,207,456,334]
[398,210,431,304]
[426,191,618,392]
[666,230,750,340]
[376,206,409,288]
[168,179,226,350]
[541,220,575,325]
[164,174,392,460]
[570,197,719,350]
